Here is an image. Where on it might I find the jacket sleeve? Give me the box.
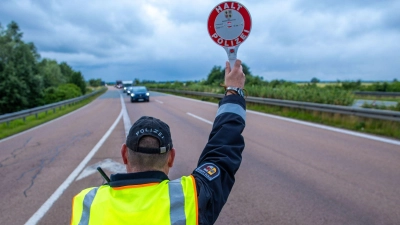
[192,94,246,225]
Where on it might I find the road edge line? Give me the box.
[24,111,123,225]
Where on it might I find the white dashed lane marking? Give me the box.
[187,113,213,125]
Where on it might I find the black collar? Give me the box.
[109,171,169,187]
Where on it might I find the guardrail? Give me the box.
[0,88,105,125]
[152,89,400,122]
[353,91,400,97]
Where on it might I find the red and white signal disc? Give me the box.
[207,1,252,47]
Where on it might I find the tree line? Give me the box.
[141,62,400,93]
[204,65,400,92]
[142,61,399,107]
[0,21,87,115]
[203,63,265,86]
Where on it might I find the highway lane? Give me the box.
[221,115,400,225]
[1,87,399,224]
[131,91,400,224]
[0,88,122,225]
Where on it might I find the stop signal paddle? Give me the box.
[207,1,252,68]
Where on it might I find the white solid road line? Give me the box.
[187,113,213,125]
[24,94,129,225]
[24,111,122,225]
[155,99,164,104]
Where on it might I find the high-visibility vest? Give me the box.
[71,175,198,225]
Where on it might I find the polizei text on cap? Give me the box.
[136,128,164,139]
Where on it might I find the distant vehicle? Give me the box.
[130,86,150,102]
[122,80,133,92]
[115,80,123,89]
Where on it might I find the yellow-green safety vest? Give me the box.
[71,175,198,225]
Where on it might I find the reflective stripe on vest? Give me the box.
[168,178,185,225]
[78,187,98,225]
[71,176,197,225]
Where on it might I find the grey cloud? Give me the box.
[1,0,151,57]
[293,0,396,13]
[381,6,400,31]
[1,0,399,82]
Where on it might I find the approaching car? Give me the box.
[130,86,150,102]
[126,86,133,95]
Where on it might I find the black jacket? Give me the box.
[109,95,246,224]
[193,94,246,224]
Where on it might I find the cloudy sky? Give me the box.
[1,0,399,82]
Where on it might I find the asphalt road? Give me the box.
[0,87,399,225]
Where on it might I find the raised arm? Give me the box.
[193,59,246,224]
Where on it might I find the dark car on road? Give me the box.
[130,86,150,102]
[126,86,133,95]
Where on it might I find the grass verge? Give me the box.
[163,92,400,140]
[0,88,107,140]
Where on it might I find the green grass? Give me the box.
[161,91,400,140]
[0,88,107,140]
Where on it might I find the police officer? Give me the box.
[71,59,246,225]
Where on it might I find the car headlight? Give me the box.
[131,93,134,97]
[124,87,126,90]
[146,93,150,96]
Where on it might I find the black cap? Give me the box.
[126,116,173,154]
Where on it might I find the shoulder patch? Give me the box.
[195,163,220,181]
